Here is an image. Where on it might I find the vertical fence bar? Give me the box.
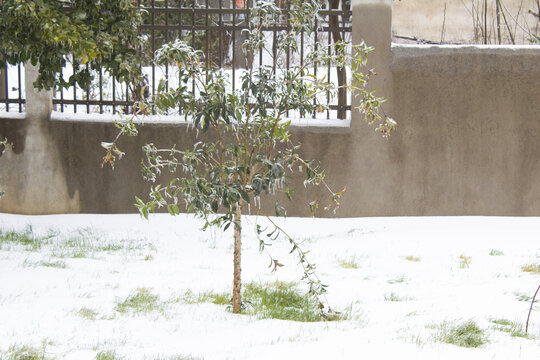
[272,15,277,74]
[152,0,156,114]
[258,3,263,67]
[0,63,5,111]
[99,68,103,114]
[4,65,9,112]
[219,0,223,69]
[59,68,64,112]
[72,63,77,113]
[86,64,90,114]
[112,77,116,114]
[17,64,23,112]
[192,0,196,96]
[232,0,236,91]
[205,0,209,69]
[177,0,182,115]
[312,16,318,118]
[327,10,331,119]
[285,3,291,118]
[165,0,169,92]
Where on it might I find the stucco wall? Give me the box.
[387,44,540,215]
[0,0,539,216]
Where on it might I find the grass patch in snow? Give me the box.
[0,226,54,252]
[51,231,152,259]
[384,292,412,302]
[489,249,504,256]
[434,320,488,348]
[515,292,539,303]
[0,342,53,360]
[404,255,421,262]
[458,254,471,269]
[179,290,230,305]
[337,255,359,269]
[242,282,333,322]
[490,318,513,326]
[387,275,407,284]
[0,226,153,259]
[521,263,540,273]
[96,350,122,360]
[144,254,154,261]
[78,307,100,321]
[490,318,531,338]
[39,260,67,269]
[114,288,167,315]
[149,356,202,360]
[22,259,67,269]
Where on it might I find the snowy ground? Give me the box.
[0,213,539,359]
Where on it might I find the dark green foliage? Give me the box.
[0,0,143,90]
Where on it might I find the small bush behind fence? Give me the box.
[0,0,352,119]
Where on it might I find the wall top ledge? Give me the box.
[50,111,189,126]
[49,111,351,132]
[352,0,392,5]
[0,112,25,120]
[392,43,540,57]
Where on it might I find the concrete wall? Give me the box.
[0,0,539,216]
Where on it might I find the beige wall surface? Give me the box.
[393,0,540,45]
[0,1,539,216]
[388,45,540,215]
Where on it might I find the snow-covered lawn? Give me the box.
[0,213,539,360]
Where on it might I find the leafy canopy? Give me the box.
[0,0,143,90]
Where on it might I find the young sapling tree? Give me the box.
[106,0,395,314]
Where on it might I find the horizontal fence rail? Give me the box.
[1,0,352,119]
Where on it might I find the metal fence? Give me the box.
[0,64,25,113]
[0,0,352,119]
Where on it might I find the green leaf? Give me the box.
[167,204,180,216]
[275,200,286,217]
[239,189,250,203]
[211,200,218,213]
[141,206,149,220]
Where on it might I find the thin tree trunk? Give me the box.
[232,206,242,313]
[484,0,488,44]
[525,284,540,333]
[496,0,502,44]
